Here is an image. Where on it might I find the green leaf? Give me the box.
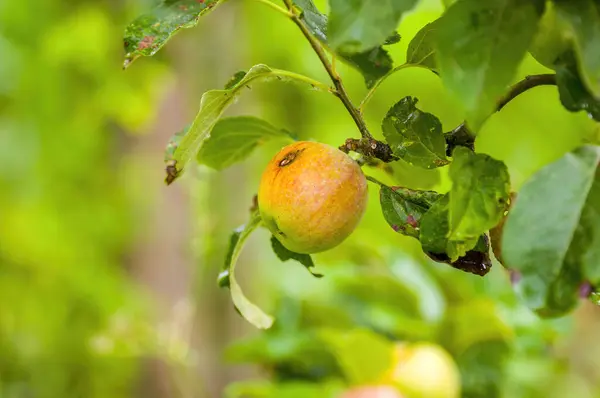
[529,2,571,69]
[217,211,274,329]
[553,0,600,98]
[420,194,492,274]
[293,0,393,88]
[318,328,393,385]
[442,301,511,398]
[327,0,418,53]
[379,185,442,238]
[166,64,325,183]
[456,341,510,398]
[435,0,545,128]
[448,147,511,243]
[196,116,294,170]
[406,21,439,71]
[502,145,600,317]
[555,51,600,121]
[381,96,449,169]
[123,0,223,68]
[270,236,323,278]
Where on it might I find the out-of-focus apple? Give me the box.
[340,385,404,398]
[384,343,460,398]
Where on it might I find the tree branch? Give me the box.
[445,74,558,154]
[282,0,373,140]
[496,73,557,111]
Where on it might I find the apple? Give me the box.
[258,141,368,254]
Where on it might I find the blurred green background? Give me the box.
[2,0,600,397]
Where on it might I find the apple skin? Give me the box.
[386,343,461,398]
[258,141,368,254]
[340,385,404,398]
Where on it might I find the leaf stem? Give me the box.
[249,0,291,17]
[365,175,388,187]
[359,63,429,111]
[282,0,373,140]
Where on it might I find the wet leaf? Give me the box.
[217,211,274,329]
[553,0,600,98]
[379,185,442,238]
[123,0,223,68]
[555,51,600,121]
[435,0,545,128]
[420,193,492,274]
[502,145,600,317]
[270,236,323,278]
[327,0,418,53]
[382,96,449,169]
[196,116,294,170]
[293,0,394,88]
[448,147,510,244]
[165,64,326,184]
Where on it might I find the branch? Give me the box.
[496,73,557,111]
[282,0,373,140]
[445,74,558,154]
[339,138,398,163]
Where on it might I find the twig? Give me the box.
[339,138,398,163]
[282,0,373,140]
[446,74,558,153]
[496,74,557,111]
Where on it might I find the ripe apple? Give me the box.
[258,141,368,254]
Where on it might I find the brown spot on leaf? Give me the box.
[165,160,179,185]
[138,35,155,50]
[406,215,418,228]
[179,5,188,10]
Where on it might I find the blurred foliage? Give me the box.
[0,0,169,397]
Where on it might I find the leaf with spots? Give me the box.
[164,64,327,184]
[196,116,295,170]
[293,0,395,88]
[379,185,442,239]
[270,236,323,278]
[217,211,274,329]
[502,145,600,317]
[381,96,449,169]
[435,0,545,129]
[448,147,510,245]
[420,194,492,275]
[123,0,224,68]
